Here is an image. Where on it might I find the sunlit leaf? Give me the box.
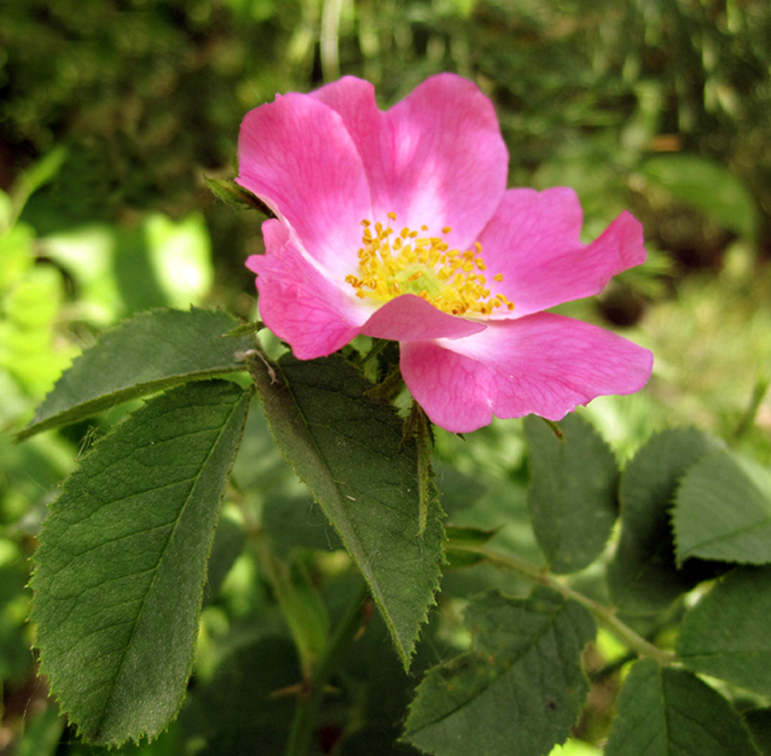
[145,213,213,308]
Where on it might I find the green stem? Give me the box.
[285,581,371,756]
[734,375,769,441]
[451,543,675,667]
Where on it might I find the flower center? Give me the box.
[345,212,514,317]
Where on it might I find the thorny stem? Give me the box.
[285,581,371,756]
[450,542,675,667]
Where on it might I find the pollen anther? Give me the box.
[348,213,514,317]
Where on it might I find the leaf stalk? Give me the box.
[450,542,675,667]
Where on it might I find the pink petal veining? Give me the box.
[238,74,654,433]
[311,74,508,249]
[237,91,371,280]
[401,314,653,433]
[478,188,647,318]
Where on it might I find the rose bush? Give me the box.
[238,74,653,432]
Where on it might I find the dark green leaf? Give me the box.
[605,659,759,756]
[262,494,342,556]
[250,353,445,668]
[183,636,299,756]
[19,308,254,440]
[608,428,723,612]
[403,587,595,756]
[31,380,251,745]
[525,414,618,574]
[677,567,771,696]
[673,449,771,565]
[745,709,771,756]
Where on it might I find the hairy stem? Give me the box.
[450,542,675,667]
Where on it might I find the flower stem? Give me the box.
[449,542,675,667]
[284,580,371,756]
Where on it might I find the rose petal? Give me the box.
[361,294,487,342]
[477,188,647,318]
[248,220,365,359]
[237,90,372,281]
[312,74,508,250]
[400,312,653,433]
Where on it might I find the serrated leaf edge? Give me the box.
[402,587,594,750]
[30,380,252,746]
[18,306,249,441]
[250,354,445,669]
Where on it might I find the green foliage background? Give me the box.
[2,0,771,754]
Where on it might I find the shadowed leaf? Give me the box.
[250,353,445,668]
[32,380,251,745]
[403,587,595,756]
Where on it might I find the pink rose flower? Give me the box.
[238,74,653,433]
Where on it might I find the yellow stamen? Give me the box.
[347,213,514,317]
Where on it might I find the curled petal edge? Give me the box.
[400,313,653,433]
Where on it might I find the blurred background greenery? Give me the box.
[1,0,770,753]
